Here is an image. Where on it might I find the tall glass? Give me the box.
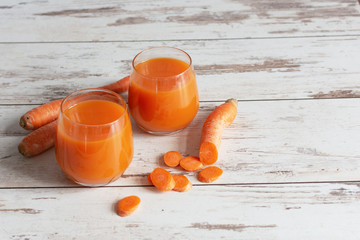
[128,47,199,135]
[55,88,133,186]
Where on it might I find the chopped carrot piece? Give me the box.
[163,151,183,167]
[150,168,175,191]
[180,156,203,172]
[172,175,192,192]
[117,195,141,217]
[19,76,130,130]
[147,174,153,185]
[197,166,223,183]
[18,120,57,157]
[199,98,238,165]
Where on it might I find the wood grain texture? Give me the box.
[1,37,360,104]
[1,0,360,238]
[1,99,360,188]
[0,0,359,42]
[1,183,360,239]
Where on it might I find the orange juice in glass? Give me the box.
[55,88,133,186]
[128,47,199,134]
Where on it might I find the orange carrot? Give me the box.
[100,75,130,93]
[179,156,203,172]
[18,120,57,157]
[163,151,183,167]
[19,76,130,130]
[150,168,175,191]
[19,99,62,130]
[172,175,192,192]
[117,195,141,217]
[197,166,223,183]
[199,98,238,165]
[147,174,153,185]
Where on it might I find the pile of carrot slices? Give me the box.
[130,98,237,217]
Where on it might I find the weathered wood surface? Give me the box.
[1,0,360,238]
[1,98,360,188]
[1,183,360,240]
[1,36,360,104]
[0,0,360,42]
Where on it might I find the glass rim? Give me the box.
[131,46,193,80]
[60,88,128,128]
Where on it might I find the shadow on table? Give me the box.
[0,140,76,188]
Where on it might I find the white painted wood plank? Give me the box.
[1,99,360,188]
[0,0,360,42]
[1,37,360,104]
[1,183,360,239]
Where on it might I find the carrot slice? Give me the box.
[150,168,175,191]
[172,175,192,192]
[197,166,223,183]
[19,76,130,130]
[147,174,153,185]
[163,151,183,167]
[179,156,203,172]
[199,98,238,165]
[117,195,141,217]
[18,120,57,157]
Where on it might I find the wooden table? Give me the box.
[1,0,360,239]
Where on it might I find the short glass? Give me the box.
[128,46,199,135]
[55,88,133,187]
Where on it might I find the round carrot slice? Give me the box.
[197,166,223,183]
[117,195,141,217]
[164,151,183,167]
[147,174,153,185]
[150,168,175,191]
[180,156,203,172]
[172,175,192,192]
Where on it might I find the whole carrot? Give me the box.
[199,98,238,165]
[19,76,130,130]
[18,120,57,157]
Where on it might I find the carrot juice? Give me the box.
[55,89,133,186]
[128,47,199,134]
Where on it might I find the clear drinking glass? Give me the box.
[128,47,199,135]
[55,88,133,186]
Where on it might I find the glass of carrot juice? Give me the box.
[128,46,199,135]
[55,88,133,186]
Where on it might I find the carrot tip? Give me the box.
[19,117,29,130]
[226,98,238,107]
[18,143,26,157]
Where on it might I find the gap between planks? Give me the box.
[1,180,360,190]
[1,33,360,44]
[2,96,360,107]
